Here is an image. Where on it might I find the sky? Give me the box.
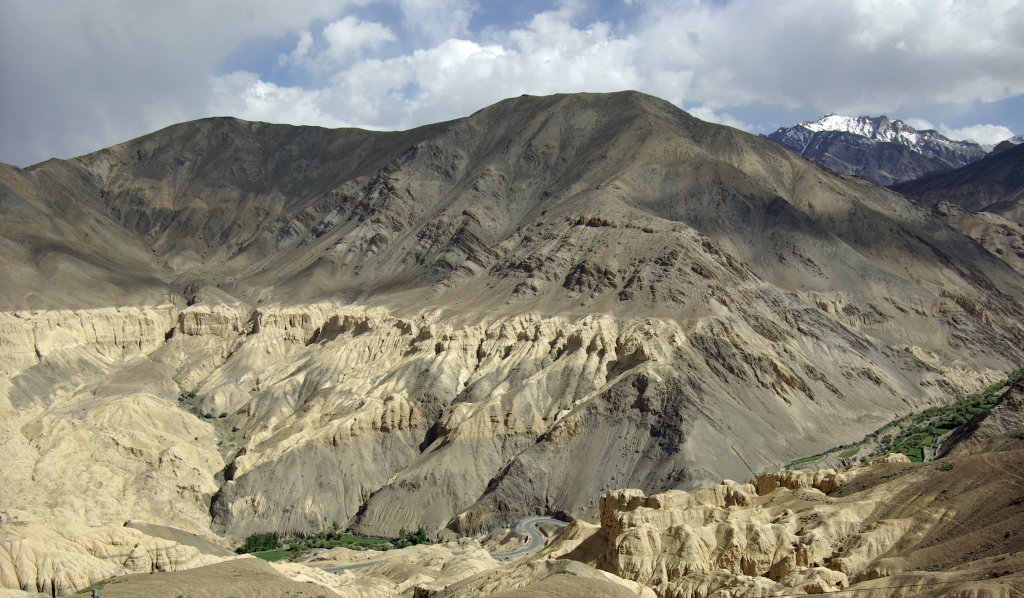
[2,0,1024,167]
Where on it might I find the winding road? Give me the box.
[490,516,569,561]
[324,516,569,572]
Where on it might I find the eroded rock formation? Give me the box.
[581,438,1024,597]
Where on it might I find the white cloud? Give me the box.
[884,118,1015,145]
[904,118,936,131]
[279,31,315,67]
[216,0,1024,136]
[399,0,477,41]
[684,105,751,131]
[938,123,1016,146]
[277,17,395,72]
[322,17,396,64]
[209,72,351,128]
[215,9,646,131]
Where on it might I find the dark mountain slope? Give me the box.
[892,141,1024,221]
[764,114,986,186]
[893,142,1024,276]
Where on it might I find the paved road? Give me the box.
[491,516,569,562]
[323,516,568,572]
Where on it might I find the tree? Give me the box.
[413,527,428,545]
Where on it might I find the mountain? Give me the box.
[763,114,987,186]
[2,92,1024,594]
[892,141,1024,275]
[990,133,1024,154]
[894,136,1024,217]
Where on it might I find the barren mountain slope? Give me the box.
[892,143,1024,276]
[0,162,170,310]
[930,200,1024,276]
[2,92,1024,562]
[892,142,1024,220]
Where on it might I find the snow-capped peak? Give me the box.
[763,113,989,185]
[775,113,985,156]
[802,113,881,138]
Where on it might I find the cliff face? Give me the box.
[0,299,1010,545]
[1,92,1024,587]
[584,438,1024,598]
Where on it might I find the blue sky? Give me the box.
[2,0,1023,166]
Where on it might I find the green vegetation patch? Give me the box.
[76,577,126,594]
[788,454,825,467]
[236,522,434,558]
[236,531,281,554]
[784,366,1022,470]
[253,549,291,562]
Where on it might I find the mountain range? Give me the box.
[2,91,1023,596]
[764,113,989,186]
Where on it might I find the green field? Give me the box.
[253,549,291,562]
[839,448,860,458]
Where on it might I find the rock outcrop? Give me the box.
[587,439,1024,598]
[0,512,235,595]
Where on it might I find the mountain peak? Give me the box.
[764,113,986,185]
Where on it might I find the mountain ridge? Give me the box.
[2,91,1023,555]
[763,113,987,186]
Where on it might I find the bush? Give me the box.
[236,532,281,554]
[218,412,227,418]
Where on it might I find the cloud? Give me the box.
[903,118,937,131]
[895,118,1015,145]
[322,17,396,64]
[278,17,396,71]
[684,105,751,131]
[399,0,477,41]
[3,0,1024,166]
[0,1,359,165]
[213,9,645,130]
[279,31,315,67]
[209,72,351,128]
[215,0,1024,135]
[938,123,1015,146]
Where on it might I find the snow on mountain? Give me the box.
[791,113,983,156]
[763,114,988,186]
